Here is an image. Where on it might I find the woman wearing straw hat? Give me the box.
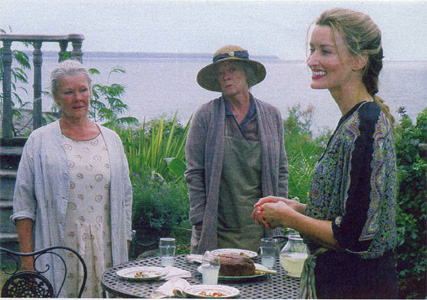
[184,45,289,254]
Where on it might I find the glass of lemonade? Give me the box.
[159,237,176,267]
[280,252,308,277]
[202,251,220,285]
[279,232,308,277]
[260,238,277,269]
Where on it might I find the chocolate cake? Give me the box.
[218,254,255,276]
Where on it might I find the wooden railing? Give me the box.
[0,34,85,138]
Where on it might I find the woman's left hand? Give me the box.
[257,201,298,229]
[252,196,282,227]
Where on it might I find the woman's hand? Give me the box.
[253,196,339,250]
[280,197,306,214]
[260,201,300,228]
[252,196,306,229]
[252,196,283,226]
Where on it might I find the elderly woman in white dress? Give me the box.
[11,59,132,298]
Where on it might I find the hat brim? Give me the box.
[197,57,266,92]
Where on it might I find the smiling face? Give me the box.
[307,25,358,93]
[215,61,249,98]
[54,73,91,122]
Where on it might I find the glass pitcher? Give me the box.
[279,232,308,278]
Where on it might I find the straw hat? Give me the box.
[197,45,266,92]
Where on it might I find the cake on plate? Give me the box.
[218,254,255,276]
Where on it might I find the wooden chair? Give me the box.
[0,246,87,298]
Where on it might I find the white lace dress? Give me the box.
[61,134,112,298]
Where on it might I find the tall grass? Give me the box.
[116,111,191,181]
[286,140,324,203]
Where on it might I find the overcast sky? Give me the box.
[1,0,426,61]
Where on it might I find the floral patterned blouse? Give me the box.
[305,101,397,259]
[62,133,112,297]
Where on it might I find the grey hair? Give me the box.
[240,62,257,88]
[50,59,92,99]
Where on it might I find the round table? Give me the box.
[101,254,300,298]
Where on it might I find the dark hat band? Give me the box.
[213,50,249,63]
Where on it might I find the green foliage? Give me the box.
[164,157,187,182]
[88,67,139,127]
[131,171,189,232]
[394,107,427,299]
[130,170,189,255]
[283,104,315,139]
[283,105,329,203]
[117,112,191,181]
[119,114,191,257]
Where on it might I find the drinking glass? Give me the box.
[201,251,220,285]
[159,237,176,267]
[260,238,277,269]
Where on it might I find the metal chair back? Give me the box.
[0,246,87,298]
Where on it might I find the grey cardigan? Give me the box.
[184,95,289,253]
[12,121,132,293]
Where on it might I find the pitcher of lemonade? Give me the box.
[279,231,308,278]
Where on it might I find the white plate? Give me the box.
[197,263,268,281]
[116,266,168,281]
[211,248,258,258]
[183,285,240,298]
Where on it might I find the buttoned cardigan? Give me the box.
[12,120,132,292]
[184,95,289,253]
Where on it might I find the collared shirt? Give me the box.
[224,97,259,141]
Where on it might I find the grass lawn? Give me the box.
[0,265,12,291]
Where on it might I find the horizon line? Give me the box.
[19,50,427,62]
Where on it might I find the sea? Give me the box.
[18,52,427,136]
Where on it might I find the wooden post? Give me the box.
[69,34,84,63]
[32,41,43,130]
[1,40,13,138]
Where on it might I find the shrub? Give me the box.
[283,105,328,203]
[130,170,189,257]
[394,107,427,299]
